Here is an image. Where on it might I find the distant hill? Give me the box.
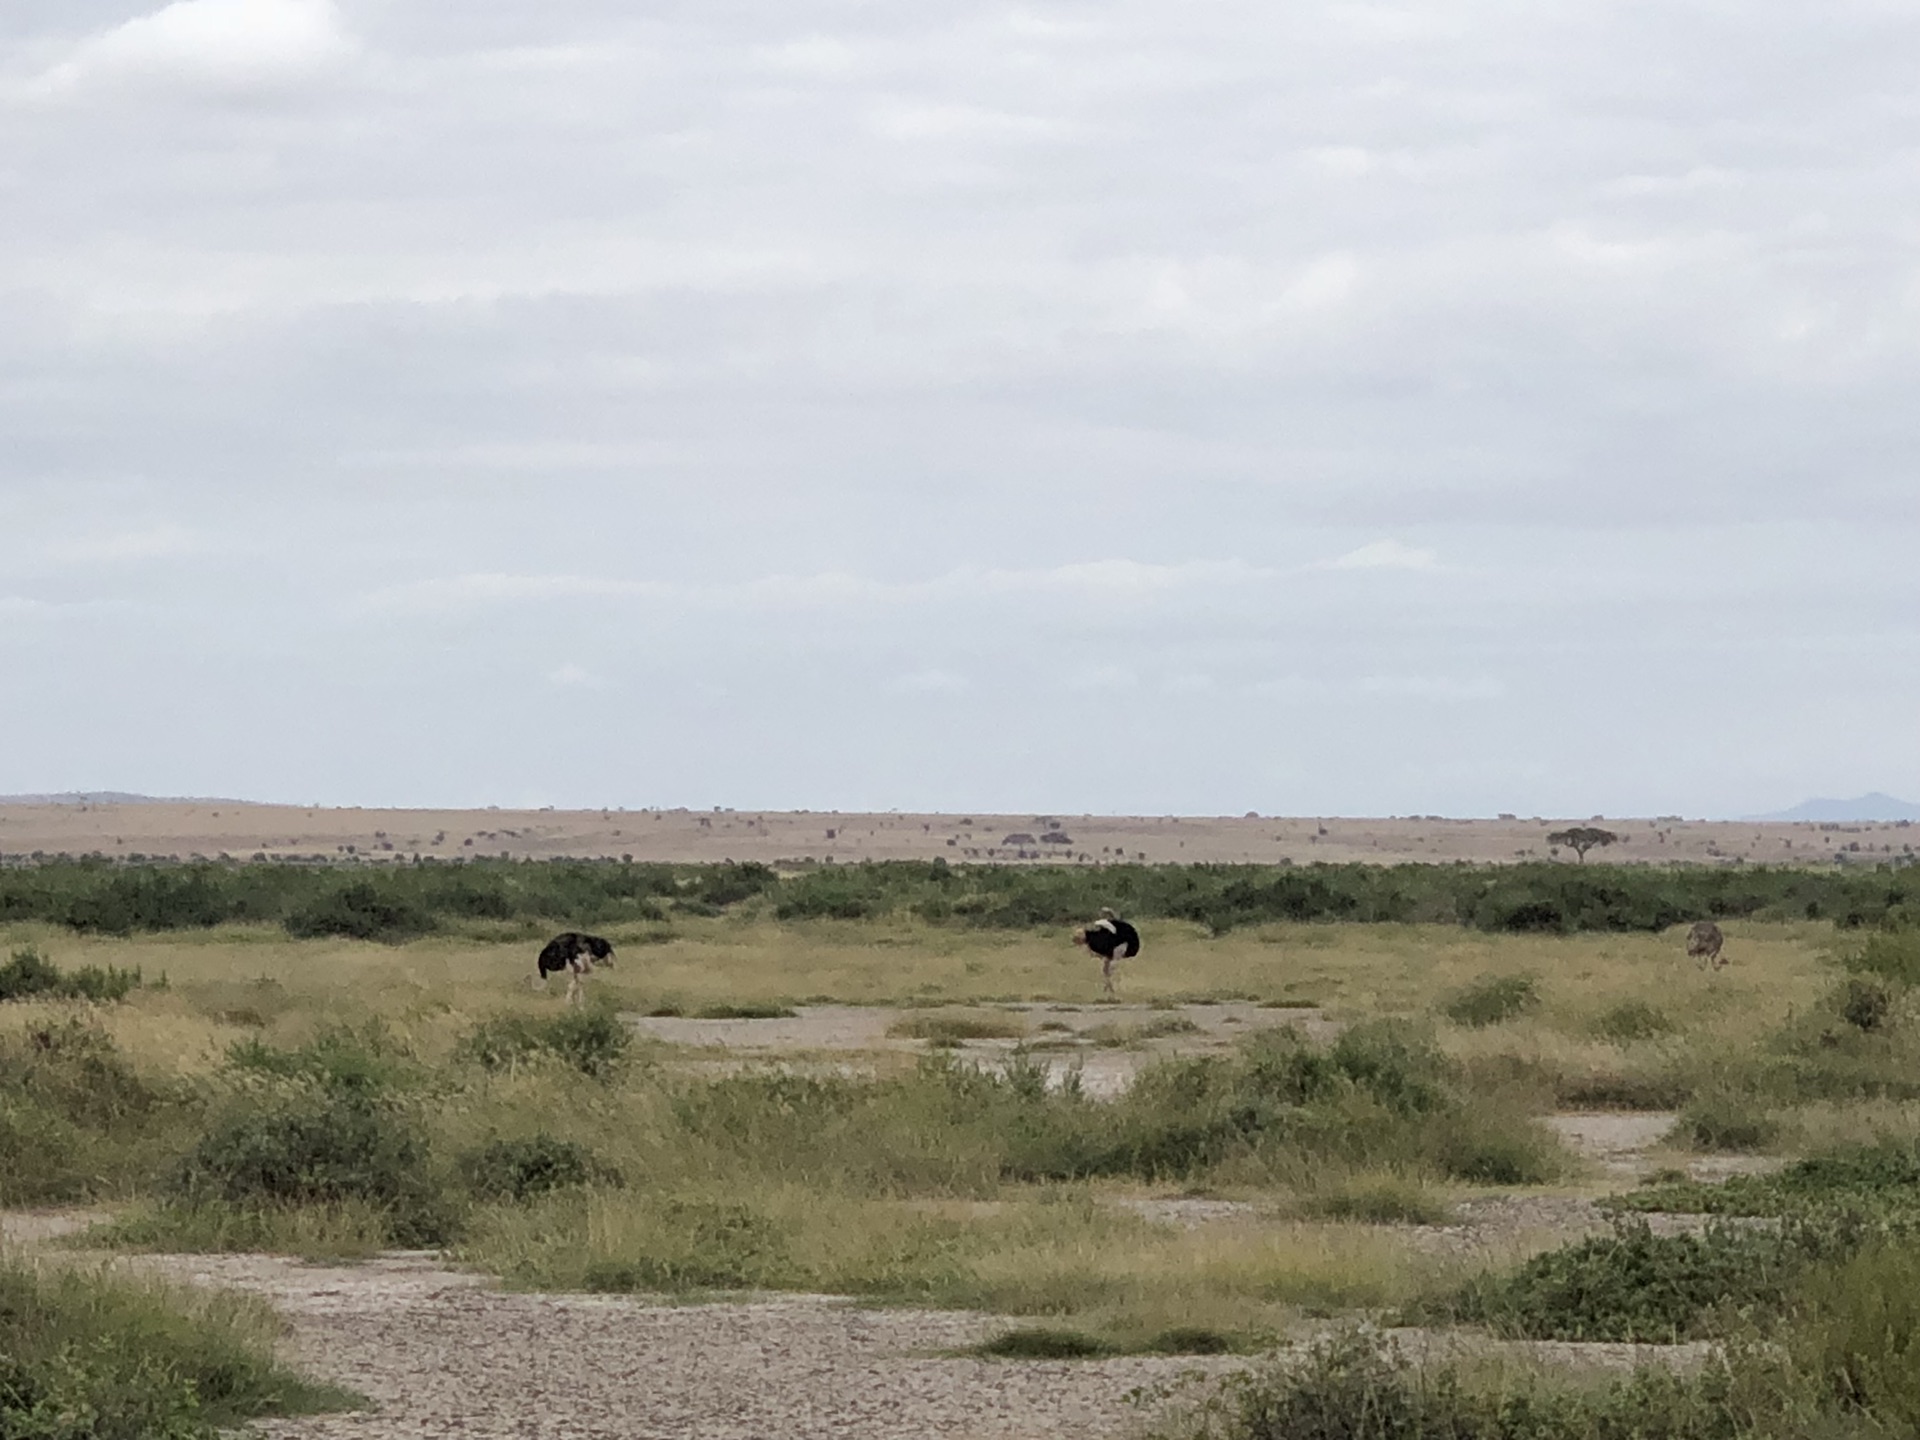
[1750,793,1920,823]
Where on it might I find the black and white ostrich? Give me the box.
[536,931,615,1006]
[1073,908,1141,996]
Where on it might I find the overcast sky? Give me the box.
[2,0,1917,817]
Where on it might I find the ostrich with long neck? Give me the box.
[1074,907,1141,996]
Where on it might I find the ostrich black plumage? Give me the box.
[1073,908,1141,996]
[537,931,615,1005]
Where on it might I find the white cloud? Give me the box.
[27,0,353,98]
[46,525,205,564]
[547,663,606,689]
[1322,540,1440,571]
[1065,664,1136,692]
[1359,675,1504,702]
[889,668,969,694]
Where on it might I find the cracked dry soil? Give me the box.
[125,1252,1233,1440]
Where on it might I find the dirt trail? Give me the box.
[137,1253,1232,1440]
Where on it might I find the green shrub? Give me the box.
[1839,978,1893,1033]
[1673,1093,1779,1153]
[459,1008,630,1078]
[1300,1175,1449,1225]
[1592,1000,1677,1042]
[974,1326,1113,1359]
[1440,973,1538,1028]
[225,1023,416,1094]
[0,946,141,1002]
[460,1134,618,1201]
[1144,1327,1757,1440]
[1447,1220,1800,1342]
[1844,930,1920,987]
[283,882,435,943]
[0,1018,175,1203]
[1789,1239,1920,1430]
[0,1255,351,1438]
[171,1082,450,1246]
[578,1198,790,1290]
[1622,1137,1920,1220]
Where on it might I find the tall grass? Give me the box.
[0,1252,353,1438]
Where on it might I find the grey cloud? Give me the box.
[1,0,1916,814]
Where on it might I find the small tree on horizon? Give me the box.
[1547,826,1619,863]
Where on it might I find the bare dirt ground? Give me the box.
[2,798,1902,868]
[633,1002,1334,1097]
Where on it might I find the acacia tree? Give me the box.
[1548,826,1619,863]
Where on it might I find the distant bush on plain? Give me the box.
[0,945,141,1002]
[2,854,1917,939]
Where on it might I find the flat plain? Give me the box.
[9,905,1913,1437]
[2,797,1913,867]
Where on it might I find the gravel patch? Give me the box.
[106,1253,1233,1440]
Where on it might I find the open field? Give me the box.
[7,907,1920,1437]
[3,797,1915,867]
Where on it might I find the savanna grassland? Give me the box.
[6,856,1920,1438]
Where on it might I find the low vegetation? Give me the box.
[0,1254,352,1439]
[4,854,1918,939]
[0,944,141,1002]
[3,893,1920,1428]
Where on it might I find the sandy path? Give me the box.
[111,1253,1224,1440]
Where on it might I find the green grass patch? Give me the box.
[0,1252,356,1437]
[692,1002,798,1020]
[973,1326,1114,1359]
[1442,1220,1800,1342]
[1440,973,1539,1028]
[1620,1136,1920,1219]
[887,1013,1029,1043]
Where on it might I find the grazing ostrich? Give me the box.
[1686,920,1726,969]
[1074,907,1141,996]
[536,931,615,1005]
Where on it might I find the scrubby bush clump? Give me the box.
[0,945,141,1002]
[1672,1092,1780,1153]
[1592,999,1676,1042]
[460,1134,619,1201]
[168,1027,451,1246]
[171,1082,450,1246]
[283,881,436,943]
[459,1008,631,1078]
[0,1017,176,1203]
[1144,1328,1756,1440]
[1447,1220,1802,1342]
[0,1255,349,1439]
[1622,1136,1920,1221]
[1440,973,1538,1027]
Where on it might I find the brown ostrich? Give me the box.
[1685,921,1725,969]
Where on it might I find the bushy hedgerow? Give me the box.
[3,855,1916,938]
